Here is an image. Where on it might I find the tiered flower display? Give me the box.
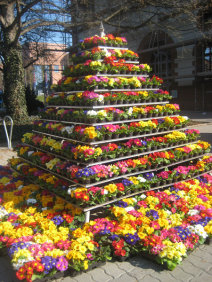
[0,33,212,281]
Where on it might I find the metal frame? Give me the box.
[13,163,211,222]
[0,116,13,149]
[19,153,206,189]
[46,101,169,109]
[33,126,188,145]
[39,114,179,126]
[53,88,160,94]
[23,140,198,167]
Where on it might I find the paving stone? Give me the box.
[178,260,203,276]
[100,262,125,278]
[150,270,179,282]
[129,256,162,272]
[128,267,150,280]
[89,268,112,282]
[114,261,135,272]
[74,272,94,282]
[140,274,160,282]
[189,272,212,282]
[169,267,193,281]
[60,276,77,282]
[110,273,137,282]
[192,248,212,261]
[188,254,212,271]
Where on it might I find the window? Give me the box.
[204,45,212,71]
[153,51,171,77]
[54,65,59,72]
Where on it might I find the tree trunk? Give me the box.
[3,45,28,122]
[1,2,28,123]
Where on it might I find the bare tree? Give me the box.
[0,0,71,122]
[69,0,211,43]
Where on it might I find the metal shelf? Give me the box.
[97,59,140,64]
[22,140,198,167]
[18,153,207,189]
[39,114,179,126]
[13,162,212,221]
[33,127,188,145]
[46,101,169,109]
[82,169,212,212]
[54,88,160,94]
[79,46,129,52]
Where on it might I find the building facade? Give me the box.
[71,0,212,111]
[23,42,69,94]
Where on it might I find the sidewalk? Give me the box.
[181,111,212,124]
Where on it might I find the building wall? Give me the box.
[71,2,212,111]
[23,42,69,93]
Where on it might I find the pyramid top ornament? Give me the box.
[100,21,105,37]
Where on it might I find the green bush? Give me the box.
[25,85,44,115]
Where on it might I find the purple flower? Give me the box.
[115,201,128,208]
[52,215,64,226]
[146,210,159,220]
[124,233,140,245]
[122,179,133,186]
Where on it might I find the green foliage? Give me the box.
[25,85,44,115]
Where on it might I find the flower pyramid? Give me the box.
[0,34,212,281]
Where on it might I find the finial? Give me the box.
[100,21,105,37]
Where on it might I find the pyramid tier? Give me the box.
[22,130,201,165]
[64,59,151,77]
[40,104,180,124]
[16,140,211,186]
[71,46,140,64]
[46,90,171,107]
[10,155,212,208]
[78,35,128,50]
[33,115,189,144]
[54,75,162,92]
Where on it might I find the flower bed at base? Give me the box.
[0,165,212,281]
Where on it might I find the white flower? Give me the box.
[187,209,199,216]
[103,189,108,195]
[137,176,146,183]
[182,116,188,120]
[140,194,146,199]
[67,187,76,195]
[125,206,135,212]
[104,49,112,57]
[26,198,37,205]
[127,107,133,116]
[87,110,97,116]
[42,207,48,211]
[164,209,172,216]
[61,126,74,134]
[194,224,208,239]
[98,95,104,102]
[0,207,8,219]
